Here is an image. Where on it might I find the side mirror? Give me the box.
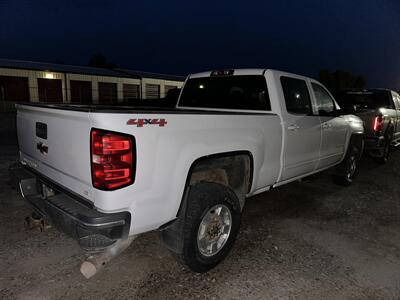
[333,108,343,116]
[339,105,356,114]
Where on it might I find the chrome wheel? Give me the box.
[197,204,232,257]
[347,155,357,179]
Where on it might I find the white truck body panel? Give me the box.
[16,69,364,236]
[17,106,94,201]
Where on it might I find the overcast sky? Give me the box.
[0,0,399,89]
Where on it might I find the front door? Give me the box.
[280,76,321,180]
[311,82,347,168]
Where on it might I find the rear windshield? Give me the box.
[337,91,393,110]
[178,75,271,111]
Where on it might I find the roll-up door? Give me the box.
[123,84,140,101]
[70,80,92,104]
[38,78,62,102]
[98,82,117,104]
[146,84,160,99]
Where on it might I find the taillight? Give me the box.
[91,129,135,190]
[372,115,383,133]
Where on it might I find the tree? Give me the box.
[87,53,117,69]
[318,69,366,94]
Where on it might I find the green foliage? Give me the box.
[87,53,117,69]
[318,69,366,94]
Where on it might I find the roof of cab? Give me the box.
[189,69,266,78]
[188,68,314,82]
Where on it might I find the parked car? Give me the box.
[11,69,364,275]
[336,89,400,163]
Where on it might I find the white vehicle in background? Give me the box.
[11,69,364,276]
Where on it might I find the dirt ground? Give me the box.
[1,149,400,300]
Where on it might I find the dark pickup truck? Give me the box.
[337,89,400,163]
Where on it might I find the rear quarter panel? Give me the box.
[89,112,282,234]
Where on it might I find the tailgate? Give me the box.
[16,104,94,202]
[354,109,377,136]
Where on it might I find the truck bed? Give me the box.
[16,102,282,234]
[18,102,271,115]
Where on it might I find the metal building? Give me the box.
[0,59,185,112]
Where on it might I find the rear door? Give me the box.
[280,76,321,180]
[311,82,348,168]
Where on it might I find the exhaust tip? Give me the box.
[80,261,98,279]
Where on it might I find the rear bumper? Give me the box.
[9,162,131,251]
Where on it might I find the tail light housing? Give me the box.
[372,115,383,133]
[91,129,136,190]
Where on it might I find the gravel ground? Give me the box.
[1,149,400,299]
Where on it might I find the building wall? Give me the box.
[141,78,184,99]
[0,67,184,111]
[65,73,143,104]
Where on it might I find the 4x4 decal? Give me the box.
[127,118,168,127]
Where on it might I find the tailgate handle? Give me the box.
[37,142,48,154]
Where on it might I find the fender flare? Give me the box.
[159,150,254,254]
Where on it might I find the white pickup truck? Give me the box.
[11,69,364,275]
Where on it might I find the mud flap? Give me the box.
[159,186,191,254]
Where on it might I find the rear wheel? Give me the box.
[375,131,393,164]
[176,182,241,273]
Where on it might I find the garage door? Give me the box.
[123,84,140,101]
[164,85,177,96]
[38,78,63,102]
[70,80,92,104]
[0,76,29,112]
[146,84,160,99]
[0,76,29,101]
[98,82,117,104]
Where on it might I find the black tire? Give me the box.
[375,131,393,164]
[333,145,359,187]
[176,182,241,273]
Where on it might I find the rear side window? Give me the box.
[179,75,271,111]
[280,76,311,115]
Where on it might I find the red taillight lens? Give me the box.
[372,115,383,133]
[91,129,135,190]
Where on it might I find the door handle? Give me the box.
[322,123,332,129]
[287,124,300,131]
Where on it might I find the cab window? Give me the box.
[312,83,336,115]
[280,76,311,115]
[179,75,271,111]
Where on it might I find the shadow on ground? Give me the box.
[0,149,400,299]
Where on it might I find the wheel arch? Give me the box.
[349,132,364,160]
[159,151,253,255]
[179,150,254,214]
